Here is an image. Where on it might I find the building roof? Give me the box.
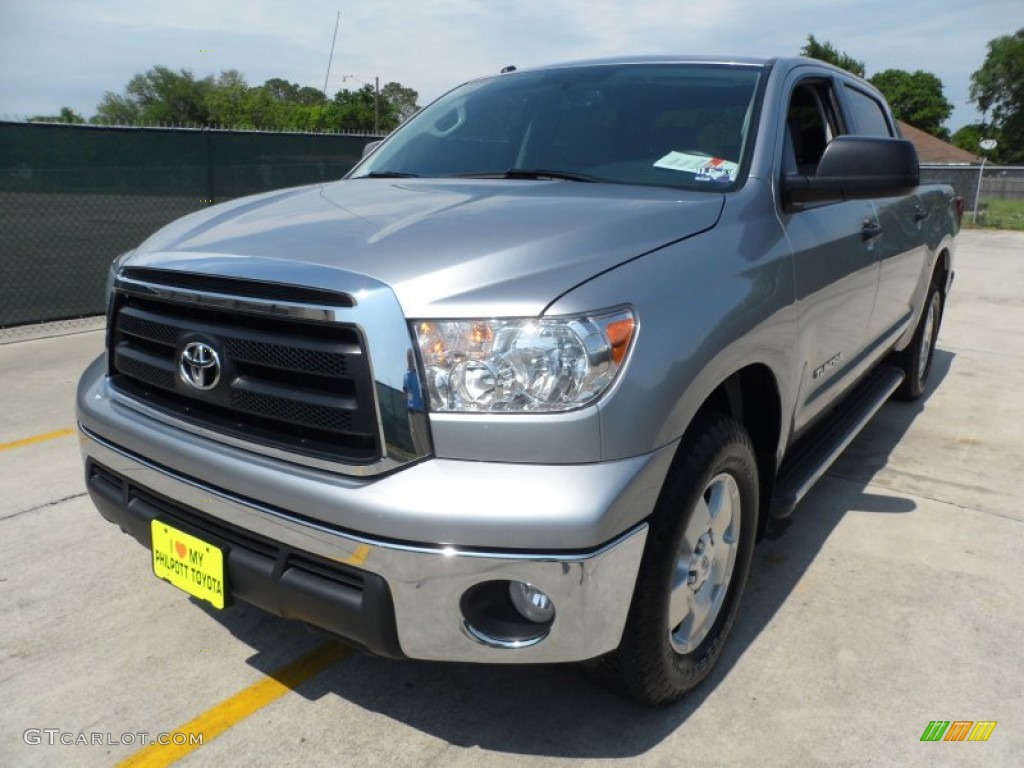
[897,121,981,164]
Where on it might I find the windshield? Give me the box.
[351,63,764,191]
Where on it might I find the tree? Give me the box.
[92,92,141,124]
[381,82,420,123]
[87,65,419,133]
[332,85,379,132]
[969,28,1024,163]
[128,66,213,124]
[295,86,328,107]
[262,77,301,103]
[204,70,251,127]
[30,106,86,124]
[94,66,214,125]
[869,69,953,138]
[800,35,865,77]
[951,123,988,156]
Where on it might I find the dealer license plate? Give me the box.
[151,520,226,609]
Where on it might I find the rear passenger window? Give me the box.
[844,86,892,137]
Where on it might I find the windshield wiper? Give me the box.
[503,168,601,182]
[362,168,604,182]
[358,171,420,179]
[456,168,602,182]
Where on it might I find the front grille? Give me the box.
[108,278,380,464]
[224,338,350,376]
[230,389,354,432]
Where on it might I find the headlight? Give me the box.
[413,308,635,413]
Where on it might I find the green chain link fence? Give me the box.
[1,121,379,332]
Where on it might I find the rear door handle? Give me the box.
[861,220,883,241]
[914,207,930,222]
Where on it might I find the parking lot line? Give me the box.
[0,427,74,452]
[116,642,351,767]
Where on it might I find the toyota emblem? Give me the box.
[179,341,221,391]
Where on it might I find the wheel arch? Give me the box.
[935,246,952,296]
[681,363,783,539]
[894,239,955,354]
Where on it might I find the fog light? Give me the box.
[508,581,555,624]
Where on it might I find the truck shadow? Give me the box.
[206,349,954,758]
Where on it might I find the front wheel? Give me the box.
[588,412,759,706]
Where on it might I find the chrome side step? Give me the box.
[771,365,904,518]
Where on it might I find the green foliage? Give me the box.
[800,35,865,77]
[91,92,141,125]
[88,66,420,134]
[381,82,420,122]
[869,69,952,138]
[204,70,251,127]
[129,66,213,124]
[969,28,1024,163]
[333,84,381,131]
[30,106,86,124]
[974,198,1024,230]
[951,123,988,155]
[93,66,210,125]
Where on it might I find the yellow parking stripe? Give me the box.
[0,428,75,452]
[117,642,351,767]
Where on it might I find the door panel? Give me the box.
[870,194,929,344]
[787,200,881,433]
[779,77,883,435]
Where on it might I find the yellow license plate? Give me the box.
[151,520,226,609]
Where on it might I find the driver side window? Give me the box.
[784,82,841,176]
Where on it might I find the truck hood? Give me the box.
[129,179,723,317]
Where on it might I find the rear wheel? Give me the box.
[894,281,943,401]
[587,412,758,706]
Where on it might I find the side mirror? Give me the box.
[362,140,382,159]
[782,136,919,205]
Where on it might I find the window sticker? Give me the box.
[654,151,738,182]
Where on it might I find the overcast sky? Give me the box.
[1,0,1021,132]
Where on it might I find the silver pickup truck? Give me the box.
[78,56,959,705]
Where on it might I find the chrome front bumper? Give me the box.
[79,426,649,663]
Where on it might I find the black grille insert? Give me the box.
[109,287,379,464]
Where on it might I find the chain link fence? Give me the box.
[920,165,979,210]
[974,166,1024,229]
[981,167,1024,199]
[1,121,380,335]
[921,163,1024,227]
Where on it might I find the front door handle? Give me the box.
[861,220,883,241]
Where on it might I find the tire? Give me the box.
[587,412,759,706]
[894,280,944,401]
